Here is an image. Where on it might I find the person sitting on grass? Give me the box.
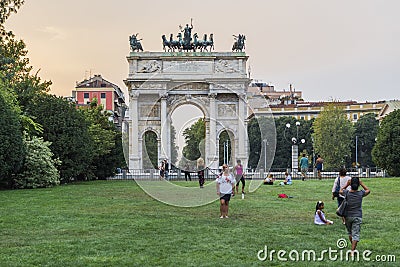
[314,201,333,225]
[280,171,292,185]
[263,174,275,185]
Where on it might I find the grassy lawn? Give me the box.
[0,178,399,266]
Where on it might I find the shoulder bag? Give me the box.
[336,191,348,217]
[333,177,340,198]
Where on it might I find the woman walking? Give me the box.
[339,177,370,255]
[332,168,351,224]
[216,164,236,218]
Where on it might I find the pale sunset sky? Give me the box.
[5,0,400,102]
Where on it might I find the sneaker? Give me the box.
[220,215,224,219]
[224,215,229,218]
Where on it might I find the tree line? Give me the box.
[182,104,400,176]
[0,2,125,189]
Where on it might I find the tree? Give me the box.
[247,116,277,170]
[218,130,231,166]
[312,104,354,170]
[25,94,93,182]
[372,109,400,176]
[87,101,127,180]
[14,136,60,189]
[80,98,125,179]
[247,117,262,169]
[0,1,24,36]
[352,113,379,167]
[143,131,158,169]
[170,124,178,165]
[273,117,313,169]
[247,116,313,170]
[0,85,25,187]
[182,118,205,161]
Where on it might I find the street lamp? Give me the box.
[355,135,358,168]
[263,139,269,171]
[223,140,229,165]
[284,121,306,176]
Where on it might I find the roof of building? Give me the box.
[75,74,125,100]
[269,100,386,109]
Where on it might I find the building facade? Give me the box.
[73,74,127,129]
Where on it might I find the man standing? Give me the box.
[300,154,309,181]
[315,155,324,180]
[184,163,191,181]
[164,159,169,180]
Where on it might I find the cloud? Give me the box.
[37,26,67,40]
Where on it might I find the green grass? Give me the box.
[0,178,399,266]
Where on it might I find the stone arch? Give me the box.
[125,52,250,170]
[167,93,210,119]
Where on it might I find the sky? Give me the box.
[5,0,400,103]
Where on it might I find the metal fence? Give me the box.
[109,167,387,181]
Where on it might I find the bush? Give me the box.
[13,136,60,189]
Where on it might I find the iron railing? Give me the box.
[109,167,387,180]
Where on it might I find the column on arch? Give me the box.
[129,90,140,169]
[208,93,218,169]
[237,93,248,168]
[160,93,168,160]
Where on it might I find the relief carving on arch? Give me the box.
[215,59,239,73]
[218,104,237,117]
[137,60,161,73]
[170,82,209,90]
[140,104,160,118]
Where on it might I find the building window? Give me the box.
[101,93,106,98]
[84,93,89,98]
[353,113,358,120]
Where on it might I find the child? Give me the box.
[280,171,292,185]
[263,174,275,185]
[314,201,333,225]
[284,172,292,185]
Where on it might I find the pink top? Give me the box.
[235,164,243,176]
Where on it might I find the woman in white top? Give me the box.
[332,168,351,224]
[216,164,236,219]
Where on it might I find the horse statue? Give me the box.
[162,35,172,52]
[193,33,204,52]
[232,34,246,52]
[205,33,214,51]
[171,32,183,52]
[130,33,143,52]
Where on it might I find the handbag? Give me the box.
[336,191,348,217]
[333,177,340,198]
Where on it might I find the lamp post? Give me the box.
[285,121,306,176]
[223,140,229,165]
[355,135,358,168]
[263,139,269,171]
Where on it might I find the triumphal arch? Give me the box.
[124,29,250,170]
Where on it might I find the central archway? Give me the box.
[170,104,204,169]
